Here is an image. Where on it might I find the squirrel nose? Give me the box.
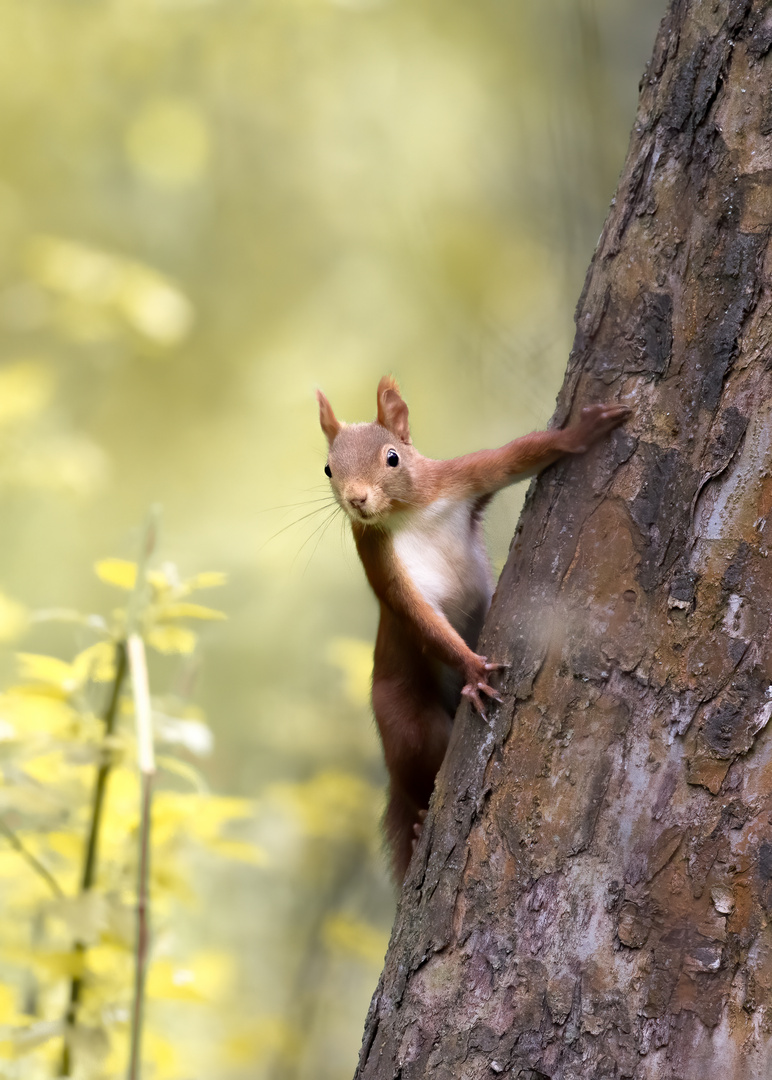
[347,489,369,511]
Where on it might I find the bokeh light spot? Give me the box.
[125,98,211,188]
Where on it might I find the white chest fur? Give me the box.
[391,497,492,633]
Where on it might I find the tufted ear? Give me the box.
[376,375,411,444]
[317,390,341,445]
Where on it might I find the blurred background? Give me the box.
[0,0,665,1076]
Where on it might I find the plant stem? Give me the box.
[127,632,156,1080]
[60,639,127,1078]
[127,769,153,1080]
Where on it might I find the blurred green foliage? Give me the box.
[0,0,664,1076]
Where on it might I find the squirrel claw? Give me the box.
[462,656,507,720]
[461,681,501,721]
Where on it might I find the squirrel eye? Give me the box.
[386,449,399,468]
[324,463,332,478]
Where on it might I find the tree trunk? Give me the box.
[354,1,772,1077]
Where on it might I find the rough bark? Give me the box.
[355,1,772,1077]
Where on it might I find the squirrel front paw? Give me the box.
[564,402,631,453]
[461,656,508,722]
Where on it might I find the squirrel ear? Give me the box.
[376,375,411,444]
[317,390,340,444]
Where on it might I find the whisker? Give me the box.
[300,504,345,575]
[259,501,338,548]
[257,496,333,513]
[292,504,342,569]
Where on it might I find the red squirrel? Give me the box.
[318,376,630,883]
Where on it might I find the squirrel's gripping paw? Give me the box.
[461,657,508,723]
[411,809,428,854]
[567,402,632,453]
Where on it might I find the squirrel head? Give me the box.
[317,376,419,525]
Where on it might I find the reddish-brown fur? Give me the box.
[318,376,630,883]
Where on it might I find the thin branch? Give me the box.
[60,638,128,1077]
[0,817,64,898]
[127,632,156,1080]
[61,508,160,1078]
[126,505,162,638]
[124,507,161,1080]
[128,770,154,1080]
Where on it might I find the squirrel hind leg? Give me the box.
[384,785,425,886]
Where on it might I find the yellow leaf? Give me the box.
[5,948,86,979]
[0,593,29,643]
[0,688,78,738]
[146,625,196,654]
[103,1029,129,1077]
[142,1031,179,1079]
[0,984,21,1025]
[157,602,226,621]
[15,654,75,692]
[94,558,137,590]
[72,642,117,685]
[147,569,171,593]
[21,751,65,785]
[99,765,140,820]
[46,832,82,863]
[86,943,132,983]
[186,571,227,591]
[146,959,205,1002]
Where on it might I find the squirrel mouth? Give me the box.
[348,505,378,524]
